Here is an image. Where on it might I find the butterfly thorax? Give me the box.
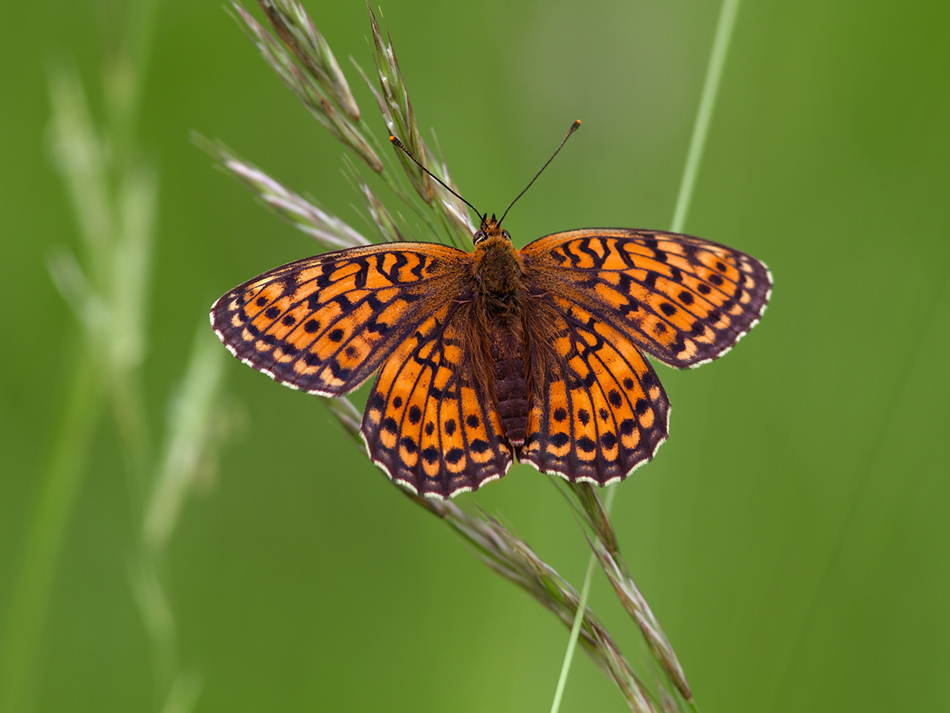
[472,236,525,313]
[470,218,530,448]
[471,217,526,316]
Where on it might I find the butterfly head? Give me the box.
[473,213,511,246]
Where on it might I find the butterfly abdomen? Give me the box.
[489,329,529,448]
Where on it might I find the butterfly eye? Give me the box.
[473,230,486,245]
[502,230,512,241]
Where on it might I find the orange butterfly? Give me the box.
[211,211,771,498]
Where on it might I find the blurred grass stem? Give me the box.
[1,1,223,711]
[549,546,600,713]
[0,352,100,713]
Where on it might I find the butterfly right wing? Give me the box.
[517,227,770,484]
[521,229,771,368]
[518,291,670,485]
[210,242,471,396]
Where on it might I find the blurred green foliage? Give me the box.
[2,1,949,711]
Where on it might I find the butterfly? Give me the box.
[211,212,771,499]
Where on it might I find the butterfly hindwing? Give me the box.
[521,229,772,368]
[210,242,472,395]
[362,301,512,498]
[519,293,670,485]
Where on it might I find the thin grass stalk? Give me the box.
[589,537,691,698]
[325,407,648,708]
[345,157,405,243]
[365,8,474,247]
[198,137,371,250]
[232,1,381,171]
[367,7,430,203]
[228,1,469,249]
[404,498,657,711]
[557,482,690,699]
[671,0,741,235]
[216,2,656,709]
[258,0,360,120]
[553,0,744,709]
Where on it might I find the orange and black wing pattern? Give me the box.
[519,292,670,485]
[518,228,770,483]
[211,241,512,497]
[362,300,512,498]
[521,229,772,369]
[210,242,470,395]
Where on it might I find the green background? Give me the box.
[3,1,949,711]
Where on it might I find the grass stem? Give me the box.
[550,0,742,709]
[549,552,600,713]
[670,0,741,235]
[0,350,100,713]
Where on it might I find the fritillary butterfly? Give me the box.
[211,211,771,499]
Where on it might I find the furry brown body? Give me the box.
[471,218,530,447]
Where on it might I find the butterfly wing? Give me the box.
[521,229,772,368]
[210,242,471,395]
[518,228,770,484]
[362,300,513,498]
[518,293,670,485]
[212,241,512,498]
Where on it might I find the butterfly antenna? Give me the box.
[389,136,483,218]
[499,119,581,225]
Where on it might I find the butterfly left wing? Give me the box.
[362,300,513,498]
[518,293,670,485]
[212,241,512,499]
[521,228,771,368]
[210,242,471,395]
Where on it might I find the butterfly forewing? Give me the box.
[210,242,471,395]
[521,229,772,368]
